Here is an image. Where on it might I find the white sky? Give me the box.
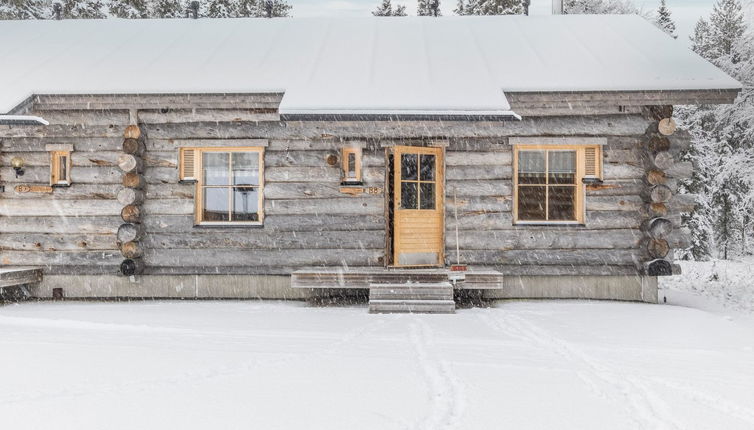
[291,0,754,45]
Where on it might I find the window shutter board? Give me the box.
[180,148,197,181]
[584,146,602,178]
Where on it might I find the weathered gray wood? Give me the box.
[653,151,674,170]
[117,154,144,173]
[117,188,145,206]
[586,195,643,211]
[144,230,384,250]
[27,109,131,125]
[646,169,667,185]
[639,203,669,218]
[121,204,143,223]
[0,267,44,288]
[122,138,146,156]
[445,211,642,230]
[264,183,353,200]
[265,197,383,215]
[1,151,119,167]
[123,172,147,189]
[117,223,145,243]
[120,241,144,258]
[0,216,121,234]
[585,180,643,196]
[142,214,385,233]
[4,166,121,184]
[143,248,382,267]
[446,196,512,213]
[8,184,119,200]
[142,199,194,215]
[645,238,671,259]
[446,181,512,198]
[641,185,673,203]
[120,258,145,276]
[457,249,641,266]
[0,137,122,152]
[506,89,738,107]
[449,229,640,250]
[0,251,122,266]
[33,93,283,110]
[603,148,641,165]
[670,193,697,213]
[603,164,644,180]
[142,116,651,140]
[264,151,383,168]
[445,151,511,166]
[446,165,511,180]
[137,109,279,124]
[666,162,693,180]
[265,166,382,182]
[642,217,674,240]
[0,199,122,216]
[0,233,115,251]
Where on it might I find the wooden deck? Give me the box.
[0,267,43,289]
[291,267,503,290]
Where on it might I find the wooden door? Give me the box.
[392,146,444,267]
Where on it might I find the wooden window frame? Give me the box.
[513,144,601,225]
[193,147,265,227]
[341,147,363,184]
[50,150,72,187]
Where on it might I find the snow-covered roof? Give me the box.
[0,15,742,115]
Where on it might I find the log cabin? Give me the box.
[0,14,742,312]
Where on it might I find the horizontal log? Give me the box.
[142,214,385,233]
[604,148,641,165]
[117,223,145,243]
[448,229,641,250]
[646,169,667,185]
[3,166,121,184]
[0,233,116,251]
[144,230,384,250]
[0,251,122,266]
[0,199,122,216]
[137,109,278,124]
[265,151,383,168]
[585,179,643,196]
[670,193,697,213]
[641,217,673,240]
[264,182,366,200]
[446,165,511,180]
[0,137,122,152]
[0,216,121,234]
[446,196,511,213]
[25,109,131,125]
[6,184,119,200]
[653,151,674,170]
[666,162,693,180]
[648,135,671,153]
[33,93,283,110]
[457,249,641,266]
[1,151,120,167]
[0,124,125,138]
[445,151,511,166]
[639,203,668,218]
[120,241,144,258]
[265,166,382,183]
[603,163,644,180]
[117,188,145,206]
[143,116,651,140]
[586,195,643,211]
[446,180,512,198]
[147,138,270,151]
[264,197,383,216]
[143,248,382,267]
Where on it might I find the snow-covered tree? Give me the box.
[151,0,183,17]
[676,0,754,259]
[655,0,677,38]
[206,0,237,17]
[59,0,106,18]
[562,0,638,15]
[455,0,524,15]
[373,0,406,16]
[0,0,52,19]
[108,0,150,17]
[252,0,291,17]
[417,0,440,16]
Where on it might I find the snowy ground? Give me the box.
[2,294,754,430]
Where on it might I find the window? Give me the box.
[513,143,602,224]
[399,152,436,210]
[182,148,264,225]
[50,150,71,186]
[341,147,362,184]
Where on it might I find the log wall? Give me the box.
[0,93,686,278]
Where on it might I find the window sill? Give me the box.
[193,222,264,228]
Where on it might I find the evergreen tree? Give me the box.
[60,0,106,18]
[151,0,184,17]
[455,0,524,15]
[108,0,150,17]
[0,0,52,19]
[252,0,291,17]
[372,0,406,16]
[207,0,237,17]
[417,0,440,16]
[676,0,754,259]
[563,0,638,14]
[655,0,677,38]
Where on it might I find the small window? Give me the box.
[189,148,264,225]
[50,150,71,186]
[341,147,362,184]
[513,144,602,224]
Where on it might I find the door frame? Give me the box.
[384,145,445,268]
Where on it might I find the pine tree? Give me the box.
[372,0,406,16]
[417,0,440,16]
[251,0,291,17]
[151,0,184,17]
[456,0,524,15]
[563,0,638,14]
[207,0,237,17]
[108,0,150,18]
[0,0,52,19]
[655,0,677,38]
[59,0,106,18]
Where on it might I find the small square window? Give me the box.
[341,147,362,185]
[50,151,71,186]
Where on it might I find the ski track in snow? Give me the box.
[479,311,683,430]
[409,318,465,430]
[649,377,754,426]
[0,316,386,406]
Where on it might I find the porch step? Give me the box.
[369,283,455,314]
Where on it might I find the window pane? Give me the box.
[401,154,418,180]
[204,152,229,186]
[347,152,357,179]
[232,187,259,221]
[59,155,67,182]
[419,183,435,209]
[518,151,545,184]
[232,152,259,186]
[203,187,229,221]
[518,186,546,220]
[401,182,418,209]
[548,186,576,221]
[548,151,576,184]
[420,154,435,181]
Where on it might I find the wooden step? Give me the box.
[368,282,455,314]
